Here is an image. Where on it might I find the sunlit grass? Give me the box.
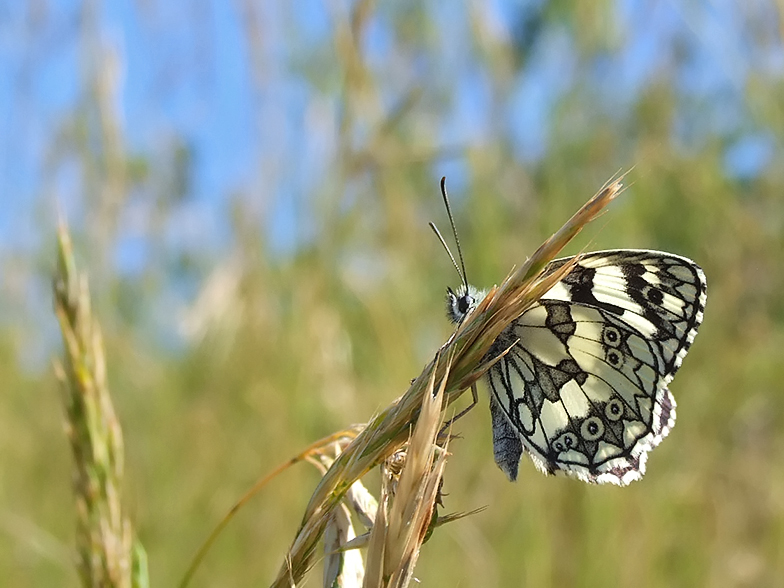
[245,178,624,587]
[52,222,148,588]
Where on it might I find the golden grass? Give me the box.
[53,222,148,588]
[361,351,450,588]
[53,175,622,587]
[265,176,624,587]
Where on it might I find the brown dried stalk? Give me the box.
[271,176,625,587]
[366,352,451,588]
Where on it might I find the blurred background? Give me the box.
[2,1,783,586]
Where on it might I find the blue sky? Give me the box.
[0,0,780,366]
[1,1,779,262]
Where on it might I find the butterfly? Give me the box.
[433,185,707,486]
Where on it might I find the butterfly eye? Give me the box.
[458,295,473,314]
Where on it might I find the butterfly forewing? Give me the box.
[487,250,706,485]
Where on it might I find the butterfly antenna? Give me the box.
[429,221,464,285]
[439,177,470,292]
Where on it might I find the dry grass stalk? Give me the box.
[52,222,148,588]
[311,439,374,588]
[323,501,365,588]
[372,352,451,588]
[269,177,625,587]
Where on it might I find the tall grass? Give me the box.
[6,3,784,586]
[53,222,148,588]
[262,179,623,587]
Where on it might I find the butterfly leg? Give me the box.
[439,383,479,438]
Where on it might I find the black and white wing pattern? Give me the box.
[486,250,707,485]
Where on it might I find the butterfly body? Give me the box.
[447,250,706,486]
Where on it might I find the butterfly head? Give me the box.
[446,284,485,324]
[432,178,487,324]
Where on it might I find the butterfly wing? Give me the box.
[487,250,707,485]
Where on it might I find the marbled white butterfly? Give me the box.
[434,184,707,486]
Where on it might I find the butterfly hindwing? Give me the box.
[487,250,706,485]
